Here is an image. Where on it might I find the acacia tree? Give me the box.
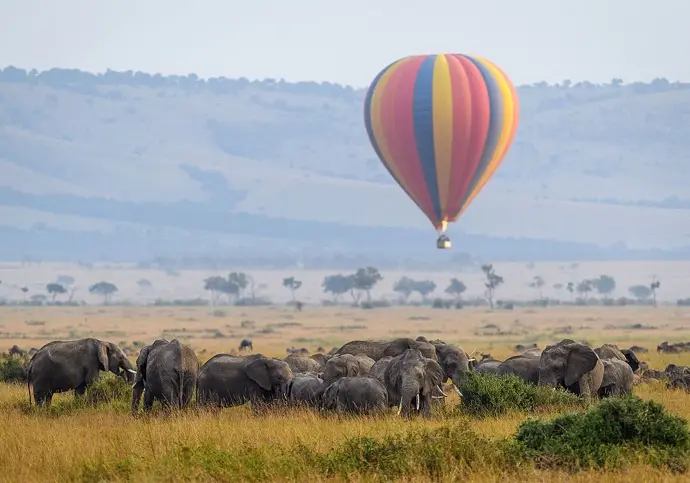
[629,285,652,303]
[481,264,504,309]
[393,276,415,303]
[445,278,467,301]
[353,266,383,303]
[283,277,302,302]
[322,274,354,303]
[89,281,118,304]
[46,283,66,302]
[529,275,546,300]
[650,278,661,307]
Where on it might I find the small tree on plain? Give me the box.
[445,278,467,301]
[481,264,504,309]
[228,272,249,298]
[593,275,616,301]
[529,275,546,300]
[283,277,302,302]
[322,274,354,303]
[353,266,383,303]
[576,279,593,300]
[89,281,118,304]
[566,282,575,301]
[629,285,652,303]
[46,283,66,302]
[393,276,415,302]
[413,280,436,301]
[650,278,661,307]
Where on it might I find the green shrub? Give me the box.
[458,372,580,417]
[0,357,28,383]
[514,395,690,471]
[85,373,132,406]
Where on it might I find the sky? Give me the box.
[0,0,688,88]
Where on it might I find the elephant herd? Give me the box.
[23,335,645,416]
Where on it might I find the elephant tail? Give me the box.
[26,365,32,406]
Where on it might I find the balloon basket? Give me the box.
[436,235,451,249]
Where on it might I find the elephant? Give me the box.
[426,340,472,397]
[538,339,604,400]
[598,359,634,398]
[196,355,293,409]
[369,356,394,384]
[335,338,437,361]
[381,348,444,418]
[321,376,388,415]
[620,348,641,373]
[309,353,329,368]
[320,353,375,384]
[26,338,136,406]
[497,354,540,384]
[473,357,502,375]
[594,343,626,361]
[284,354,321,374]
[131,339,200,413]
[288,373,327,407]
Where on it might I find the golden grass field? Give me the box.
[2,302,690,482]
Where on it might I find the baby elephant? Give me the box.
[132,339,200,413]
[321,376,388,415]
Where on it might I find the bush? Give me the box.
[85,373,132,406]
[0,357,27,383]
[458,372,580,417]
[514,396,690,471]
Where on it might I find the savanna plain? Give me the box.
[2,261,690,482]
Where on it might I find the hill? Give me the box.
[1,67,690,264]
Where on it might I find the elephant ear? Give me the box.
[424,359,444,393]
[96,340,109,371]
[600,360,616,389]
[246,359,272,391]
[564,344,598,387]
[621,349,640,372]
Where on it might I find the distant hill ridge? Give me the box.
[0,66,689,263]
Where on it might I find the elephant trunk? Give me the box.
[398,377,420,416]
[450,372,466,397]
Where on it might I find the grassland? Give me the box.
[2,301,690,482]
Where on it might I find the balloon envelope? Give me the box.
[363,54,519,232]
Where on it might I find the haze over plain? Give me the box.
[1,0,689,263]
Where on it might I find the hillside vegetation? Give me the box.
[1,67,690,262]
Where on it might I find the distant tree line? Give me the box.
[0,264,680,309]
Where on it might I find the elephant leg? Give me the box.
[34,390,52,406]
[74,384,87,399]
[143,389,155,411]
[420,395,432,419]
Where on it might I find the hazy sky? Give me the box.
[1,0,688,88]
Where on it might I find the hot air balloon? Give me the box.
[363,54,519,249]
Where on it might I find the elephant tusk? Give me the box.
[468,358,476,363]
[126,369,137,374]
[436,385,448,397]
[431,396,445,399]
[415,394,420,411]
[452,383,463,397]
[397,397,403,415]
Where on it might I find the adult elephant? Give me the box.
[321,376,388,415]
[594,344,626,361]
[538,339,604,400]
[196,355,293,408]
[320,354,375,384]
[426,340,473,396]
[473,357,502,375]
[335,338,437,361]
[27,338,136,406]
[382,348,444,418]
[309,353,330,369]
[497,354,540,384]
[288,373,327,407]
[598,359,634,398]
[131,339,200,413]
[284,354,321,374]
